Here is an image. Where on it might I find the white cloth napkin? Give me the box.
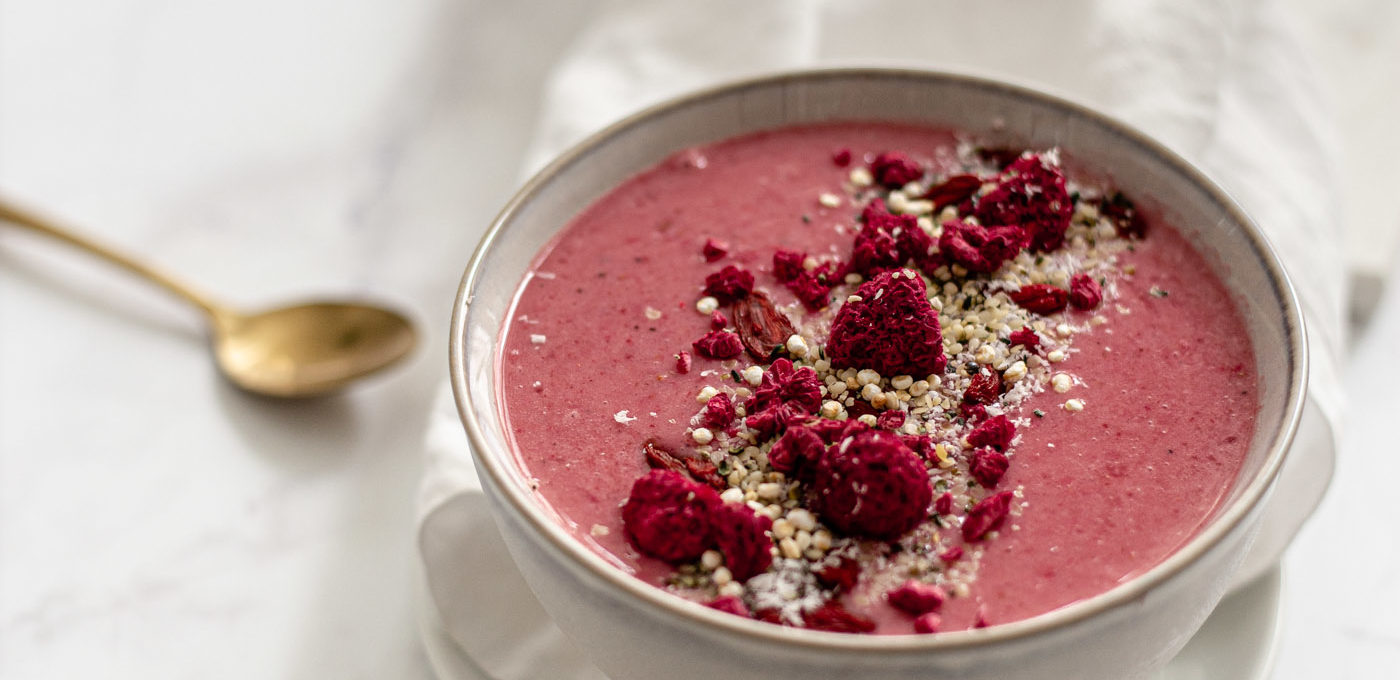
[418,1,1345,677]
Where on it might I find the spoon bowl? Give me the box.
[212,303,416,398]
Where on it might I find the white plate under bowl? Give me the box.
[417,565,1283,680]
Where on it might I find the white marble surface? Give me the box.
[0,1,1396,679]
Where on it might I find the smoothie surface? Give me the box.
[497,123,1256,633]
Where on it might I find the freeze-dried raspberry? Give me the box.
[803,602,876,633]
[963,370,1002,406]
[1009,284,1069,314]
[706,595,749,617]
[807,417,869,445]
[939,546,963,564]
[969,448,1009,488]
[1099,191,1147,238]
[876,410,906,430]
[768,425,826,481]
[622,470,721,562]
[772,249,806,283]
[809,430,932,540]
[1069,273,1102,310]
[974,606,992,629]
[748,359,823,416]
[922,174,982,212]
[887,580,946,615]
[710,310,728,330]
[852,200,939,276]
[913,612,942,634]
[744,403,805,441]
[899,433,935,460]
[711,502,773,581]
[962,490,1014,542]
[1009,328,1040,351]
[870,152,923,188]
[938,220,1029,274]
[975,153,1073,252]
[702,238,729,262]
[826,270,947,378]
[675,351,692,374]
[832,148,852,167]
[851,217,904,277]
[787,261,842,311]
[703,265,754,304]
[967,415,1015,451]
[693,330,743,359]
[702,393,736,429]
[933,491,954,516]
[959,403,988,422]
[815,556,861,592]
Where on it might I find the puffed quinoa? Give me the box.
[701,550,723,570]
[692,427,714,444]
[696,296,719,314]
[696,386,719,403]
[1052,374,1073,393]
[1064,399,1085,412]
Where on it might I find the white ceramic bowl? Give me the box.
[449,68,1306,680]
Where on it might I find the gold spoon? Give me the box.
[0,197,417,398]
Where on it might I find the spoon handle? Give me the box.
[0,196,224,318]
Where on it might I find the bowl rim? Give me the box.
[449,66,1308,652]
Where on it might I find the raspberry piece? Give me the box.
[967,414,1015,451]
[974,153,1073,252]
[744,403,805,441]
[814,556,861,592]
[703,265,754,304]
[938,220,1029,274]
[1009,284,1069,314]
[710,310,729,330]
[974,605,992,629]
[887,580,946,615]
[786,262,841,311]
[809,430,932,540]
[702,238,729,262]
[675,351,692,374]
[693,330,743,359]
[870,152,923,188]
[851,217,903,277]
[900,433,935,460]
[969,448,1009,488]
[622,470,721,562]
[875,410,906,430]
[826,270,947,378]
[748,358,823,415]
[963,370,1002,406]
[852,200,940,277]
[962,490,1014,542]
[768,425,826,481]
[711,503,773,581]
[1008,328,1040,351]
[913,612,942,634]
[933,491,954,516]
[803,602,876,633]
[959,402,988,422]
[807,417,870,445]
[772,249,806,283]
[707,595,749,618]
[702,393,736,429]
[1069,273,1103,310]
[832,148,852,167]
[939,546,963,564]
[1099,191,1147,238]
[922,174,982,212]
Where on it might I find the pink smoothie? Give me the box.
[498,123,1255,633]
